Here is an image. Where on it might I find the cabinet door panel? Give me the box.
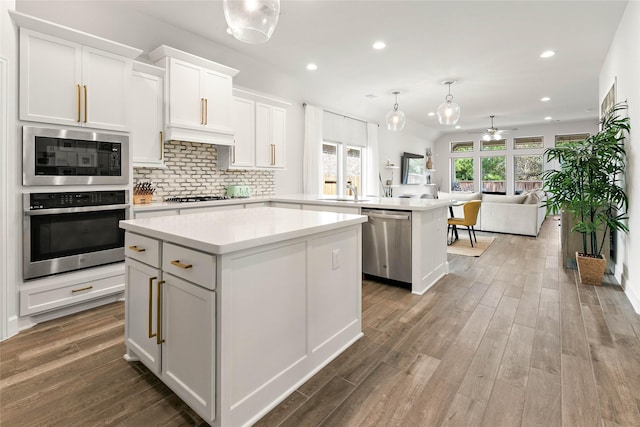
[131,71,164,166]
[82,47,130,131]
[254,102,272,167]
[169,59,202,127]
[162,274,215,421]
[125,258,161,374]
[231,97,255,167]
[202,69,232,133]
[271,106,286,167]
[20,30,81,126]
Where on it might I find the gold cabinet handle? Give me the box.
[76,84,81,122]
[200,98,204,124]
[83,85,88,123]
[171,260,192,269]
[71,285,93,293]
[271,144,276,166]
[157,280,165,344]
[128,245,146,253]
[159,131,163,160]
[232,140,236,164]
[148,277,157,339]
[204,98,208,125]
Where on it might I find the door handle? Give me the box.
[204,98,208,125]
[148,276,157,339]
[83,85,88,123]
[76,84,81,122]
[157,280,165,344]
[128,245,146,252]
[171,260,192,269]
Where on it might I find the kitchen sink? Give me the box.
[316,198,369,202]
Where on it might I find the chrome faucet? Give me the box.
[346,182,359,201]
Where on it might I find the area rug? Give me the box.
[447,235,496,257]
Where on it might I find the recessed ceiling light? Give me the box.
[427,112,435,117]
[540,50,556,58]
[455,125,462,129]
[540,97,551,102]
[544,116,553,120]
[373,41,386,50]
[306,63,317,71]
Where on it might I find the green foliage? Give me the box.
[481,156,506,180]
[543,102,630,256]
[454,158,473,181]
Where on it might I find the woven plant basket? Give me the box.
[576,252,607,286]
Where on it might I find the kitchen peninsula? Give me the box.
[119,207,366,426]
[134,195,451,295]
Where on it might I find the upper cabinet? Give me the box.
[19,29,135,132]
[218,88,289,171]
[149,45,239,146]
[131,62,164,167]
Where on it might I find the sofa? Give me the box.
[437,190,547,237]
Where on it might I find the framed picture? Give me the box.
[600,77,616,120]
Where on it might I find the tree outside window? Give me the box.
[481,156,506,194]
[452,157,474,191]
[514,155,543,193]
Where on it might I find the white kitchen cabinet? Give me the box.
[255,102,286,168]
[149,45,238,146]
[229,96,255,168]
[19,29,132,131]
[131,62,164,167]
[124,234,216,422]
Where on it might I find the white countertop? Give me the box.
[120,207,367,254]
[132,194,450,213]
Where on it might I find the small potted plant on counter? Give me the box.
[542,102,630,285]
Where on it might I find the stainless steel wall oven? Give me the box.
[23,190,130,279]
[23,126,129,186]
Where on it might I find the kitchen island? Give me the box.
[119,207,367,426]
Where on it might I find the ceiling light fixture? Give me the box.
[455,125,462,129]
[540,50,556,58]
[436,80,461,125]
[306,63,317,71]
[541,97,551,102]
[427,112,435,117]
[223,0,280,44]
[373,41,386,50]
[386,91,406,132]
[544,116,553,120]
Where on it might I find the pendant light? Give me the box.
[386,91,406,132]
[437,80,461,125]
[223,0,280,44]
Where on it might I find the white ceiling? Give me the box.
[118,1,626,134]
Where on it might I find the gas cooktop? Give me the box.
[165,196,228,203]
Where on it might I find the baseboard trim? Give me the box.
[621,274,640,314]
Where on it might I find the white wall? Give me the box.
[378,118,439,195]
[600,1,640,312]
[432,119,598,193]
[1,0,18,340]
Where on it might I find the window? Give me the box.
[555,133,589,147]
[481,138,506,151]
[481,156,506,194]
[514,136,544,149]
[321,142,363,196]
[452,157,474,191]
[451,141,474,153]
[514,155,543,193]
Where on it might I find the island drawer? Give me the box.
[125,233,161,267]
[162,243,216,290]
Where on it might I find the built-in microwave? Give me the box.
[23,126,129,186]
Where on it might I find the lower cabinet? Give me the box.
[124,238,216,423]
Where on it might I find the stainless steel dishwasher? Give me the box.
[361,208,412,283]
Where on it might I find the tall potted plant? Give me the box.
[543,102,630,285]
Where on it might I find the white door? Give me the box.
[81,46,130,131]
[124,258,161,374]
[161,273,215,422]
[231,97,255,167]
[271,106,286,168]
[201,68,232,134]
[254,102,272,167]
[19,29,82,126]
[169,58,202,128]
[131,71,164,166]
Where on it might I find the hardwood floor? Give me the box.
[2,217,640,426]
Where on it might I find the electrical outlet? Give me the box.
[332,249,340,270]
